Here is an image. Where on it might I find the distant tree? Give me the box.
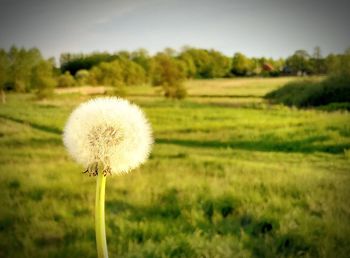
[267,58,285,76]
[75,69,90,85]
[163,47,177,57]
[327,48,350,76]
[274,58,286,71]
[60,52,118,75]
[178,48,230,78]
[340,48,350,75]
[131,48,152,80]
[60,53,72,67]
[313,46,322,60]
[57,71,76,87]
[286,49,311,75]
[178,51,197,78]
[31,60,57,99]
[249,57,262,75]
[231,52,251,76]
[116,51,131,60]
[179,48,211,78]
[325,54,340,74]
[310,46,326,74]
[8,46,42,92]
[118,58,147,86]
[152,53,187,99]
[294,50,310,59]
[207,50,231,78]
[89,61,124,87]
[0,49,9,103]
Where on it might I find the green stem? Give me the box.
[95,171,109,258]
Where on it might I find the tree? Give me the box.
[326,48,350,76]
[89,61,123,87]
[118,59,147,86]
[75,69,90,86]
[179,48,211,78]
[8,46,42,92]
[286,49,311,75]
[340,48,350,76]
[231,52,251,76]
[116,50,131,60]
[0,49,9,103]
[60,52,118,75]
[178,51,197,78]
[152,53,187,99]
[313,46,322,60]
[274,58,286,71]
[177,48,231,78]
[57,71,76,87]
[163,47,177,57]
[207,50,231,78]
[131,48,152,81]
[31,60,57,99]
[310,46,326,75]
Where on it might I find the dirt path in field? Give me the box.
[55,86,111,95]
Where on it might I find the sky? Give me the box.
[0,0,349,60]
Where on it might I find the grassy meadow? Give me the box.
[0,77,349,258]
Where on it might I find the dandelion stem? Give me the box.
[95,171,108,258]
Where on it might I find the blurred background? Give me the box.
[0,0,349,257]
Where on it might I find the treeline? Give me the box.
[0,45,349,101]
[265,49,350,110]
[0,46,56,101]
[58,46,348,98]
[61,50,187,98]
[61,46,344,79]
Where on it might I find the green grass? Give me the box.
[0,77,350,258]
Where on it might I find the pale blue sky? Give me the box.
[0,0,349,60]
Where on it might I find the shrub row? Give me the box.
[265,74,350,109]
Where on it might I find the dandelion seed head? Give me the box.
[63,97,153,175]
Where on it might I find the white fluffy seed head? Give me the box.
[63,97,153,175]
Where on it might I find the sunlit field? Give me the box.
[0,77,349,258]
[185,77,298,96]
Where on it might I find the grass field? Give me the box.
[0,77,349,258]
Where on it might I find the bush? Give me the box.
[57,71,76,87]
[75,69,90,86]
[163,84,187,99]
[31,60,57,99]
[36,77,56,99]
[318,102,350,111]
[265,74,350,108]
[151,53,187,99]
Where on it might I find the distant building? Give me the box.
[262,63,274,72]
